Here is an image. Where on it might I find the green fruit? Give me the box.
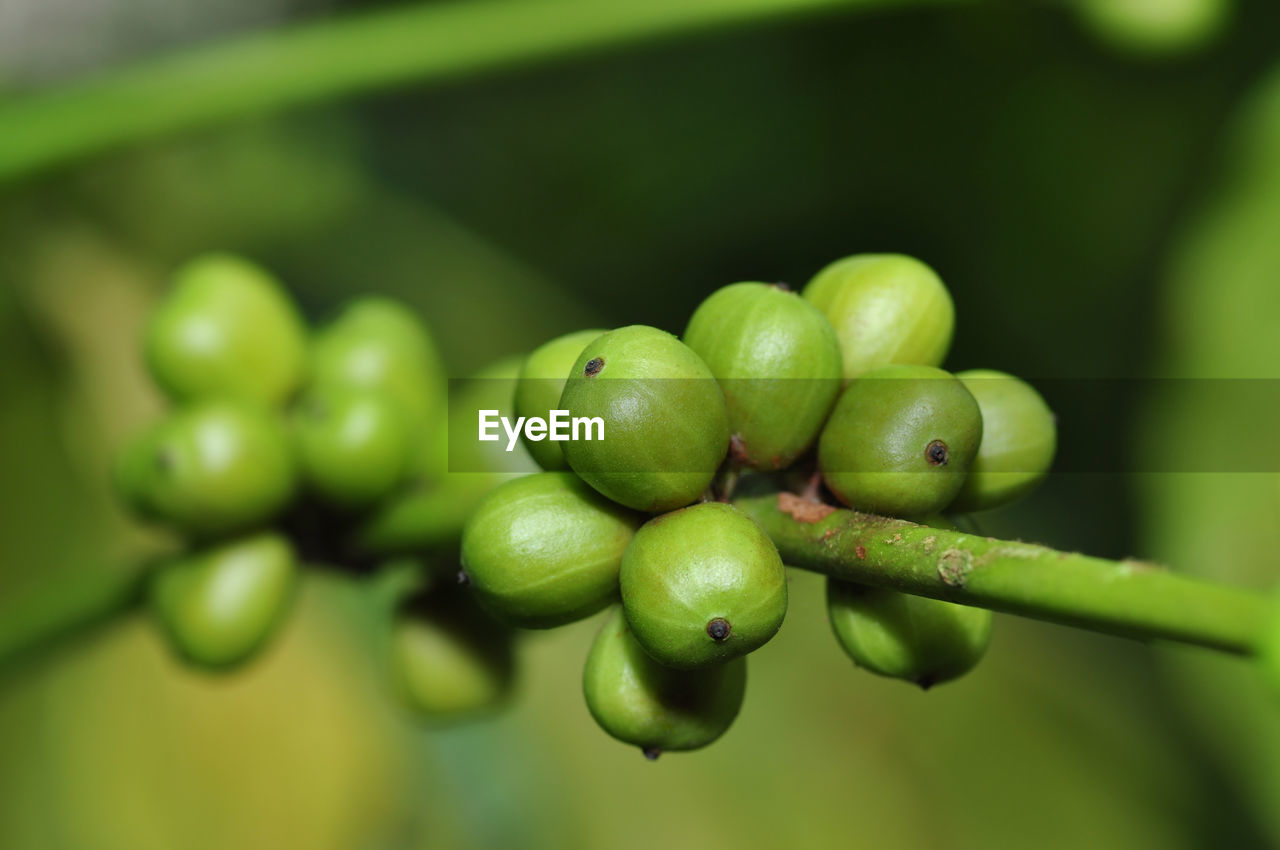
[560,325,730,512]
[803,254,954,380]
[392,588,515,720]
[818,364,982,517]
[515,329,607,470]
[310,297,446,431]
[354,357,538,556]
[683,283,842,470]
[620,502,786,670]
[583,607,746,758]
[460,472,643,628]
[826,578,992,689]
[115,400,297,536]
[144,253,308,406]
[294,388,414,509]
[950,369,1057,513]
[149,532,298,669]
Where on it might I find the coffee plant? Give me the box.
[38,249,1276,759]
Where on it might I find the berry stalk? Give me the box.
[735,492,1270,655]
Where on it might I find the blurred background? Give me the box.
[2,0,1280,847]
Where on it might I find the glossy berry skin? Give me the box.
[144,253,308,406]
[950,369,1057,513]
[149,532,298,670]
[683,283,842,470]
[620,502,786,670]
[461,472,643,628]
[818,364,982,518]
[583,607,746,758]
[515,329,606,470]
[803,254,954,381]
[826,577,992,689]
[560,325,730,513]
[310,297,446,432]
[392,588,515,720]
[293,388,414,509]
[354,356,538,556]
[115,400,297,537]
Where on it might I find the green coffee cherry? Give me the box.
[515,329,607,470]
[310,297,446,431]
[803,254,954,380]
[144,253,308,406]
[683,283,842,470]
[560,325,730,512]
[818,364,982,517]
[392,588,515,720]
[354,357,538,556]
[461,472,643,628]
[620,502,786,670]
[950,369,1056,513]
[583,607,746,758]
[149,532,298,669]
[826,578,992,689]
[293,388,414,509]
[115,400,297,537]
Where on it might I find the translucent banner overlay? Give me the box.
[445,377,1280,473]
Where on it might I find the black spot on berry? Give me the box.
[642,747,662,761]
[706,618,731,641]
[456,570,471,586]
[584,358,604,377]
[925,440,949,467]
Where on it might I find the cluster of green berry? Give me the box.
[114,251,1057,758]
[114,254,458,680]
[467,254,1056,757]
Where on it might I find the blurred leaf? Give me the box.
[1140,62,1280,845]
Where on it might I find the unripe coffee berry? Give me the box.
[583,607,746,758]
[515,329,606,470]
[826,577,992,688]
[461,472,643,628]
[620,502,787,669]
[949,369,1057,513]
[356,357,538,556]
[148,532,298,669]
[392,587,515,719]
[560,325,730,512]
[293,388,414,509]
[144,254,309,406]
[803,254,954,380]
[818,364,982,517]
[683,282,842,470]
[115,399,297,537]
[310,297,446,432]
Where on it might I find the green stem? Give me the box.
[5,491,1268,674]
[0,0,928,183]
[0,565,154,676]
[735,492,1271,655]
